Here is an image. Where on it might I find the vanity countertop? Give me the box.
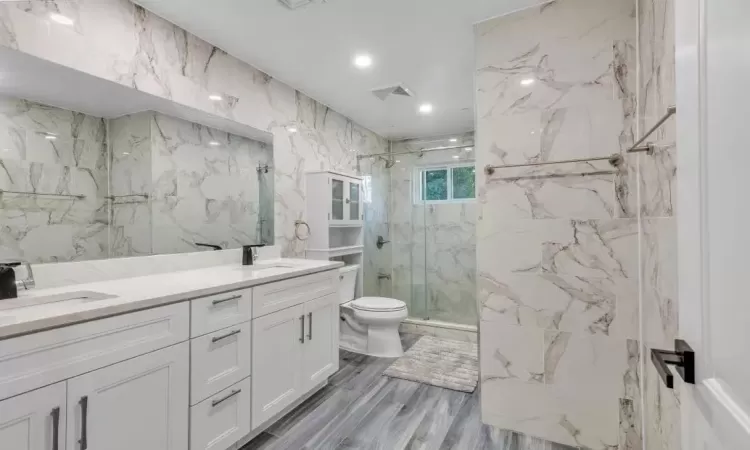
[0,258,344,340]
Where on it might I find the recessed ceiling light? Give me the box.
[122,152,130,155]
[520,78,535,86]
[44,134,57,140]
[49,13,74,26]
[208,94,223,101]
[209,141,220,146]
[287,126,298,133]
[449,138,458,143]
[418,103,433,114]
[464,147,473,152]
[353,54,373,69]
[452,155,460,159]
[395,160,401,163]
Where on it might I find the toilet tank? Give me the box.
[338,264,359,304]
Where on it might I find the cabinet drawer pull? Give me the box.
[211,329,241,343]
[79,396,88,450]
[211,388,241,407]
[299,315,305,343]
[51,407,60,450]
[307,312,313,340]
[212,294,242,305]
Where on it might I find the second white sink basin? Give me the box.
[0,291,118,311]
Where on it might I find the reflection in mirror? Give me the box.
[109,112,274,257]
[0,96,274,263]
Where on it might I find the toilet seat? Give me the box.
[350,296,406,313]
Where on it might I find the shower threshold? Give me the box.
[402,317,477,333]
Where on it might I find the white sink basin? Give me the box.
[0,291,118,311]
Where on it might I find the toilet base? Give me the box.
[339,309,404,358]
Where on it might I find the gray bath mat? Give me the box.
[383,335,479,393]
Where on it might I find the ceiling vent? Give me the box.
[372,84,415,101]
[278,0,313,10]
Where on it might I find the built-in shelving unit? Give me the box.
[305,170,364,298]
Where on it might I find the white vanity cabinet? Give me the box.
[251,303,305,428]
[0,382,66,450]
[0,266,341,450]
[66,342,189,450]
[301,293,340,392]
[251,273,340,429]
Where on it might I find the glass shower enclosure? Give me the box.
[361,135,477,327]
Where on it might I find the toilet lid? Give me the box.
[350,296,406,312]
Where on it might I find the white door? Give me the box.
[66,342,189,450]
[302,293,340,392]
[0,382,66,450]
[677,0,750,448]
[251,304,305,429]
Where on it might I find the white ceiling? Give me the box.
[134,0,542,140]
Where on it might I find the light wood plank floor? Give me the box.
[242,334,578,450]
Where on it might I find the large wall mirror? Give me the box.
[0,47,274,264]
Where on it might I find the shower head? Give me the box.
[378,156,396,168]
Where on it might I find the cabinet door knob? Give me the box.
[299,315,305,343]
[307,312,313,340]
[50,407,60,450]
[79,396,88,450]
[211,329,241,343]
[212,294,242,305]
[211,388,242,408]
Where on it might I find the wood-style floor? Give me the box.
[242,334,577,450]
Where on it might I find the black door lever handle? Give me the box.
[651,339,695,389]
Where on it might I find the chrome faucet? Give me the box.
[0,259,35,300]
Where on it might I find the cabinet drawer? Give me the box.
[191,288,252,337]
[190,376,251,450]
[252,270,337,318]
[190,321,251,405]
[0,303,189,401]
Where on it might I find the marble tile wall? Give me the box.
[359,154,392,299]
[476,0,679,448]
[638,0,679,449]
[108,111,152,258]
[109,111,274,257]
[389,134,477,325]
[0,95,109,263]
[0,0,388,261]
[149,113,273,254]
[475,0,644,448]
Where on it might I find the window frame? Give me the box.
[413,162,476,205]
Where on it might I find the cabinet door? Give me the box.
[251,304,305,429]
[347,180,362,222]
[0,382,66,450]
[66,342,189,450]
[302,293,340,392]
[330,176,345,221]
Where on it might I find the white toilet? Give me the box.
[338,265,408,357]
